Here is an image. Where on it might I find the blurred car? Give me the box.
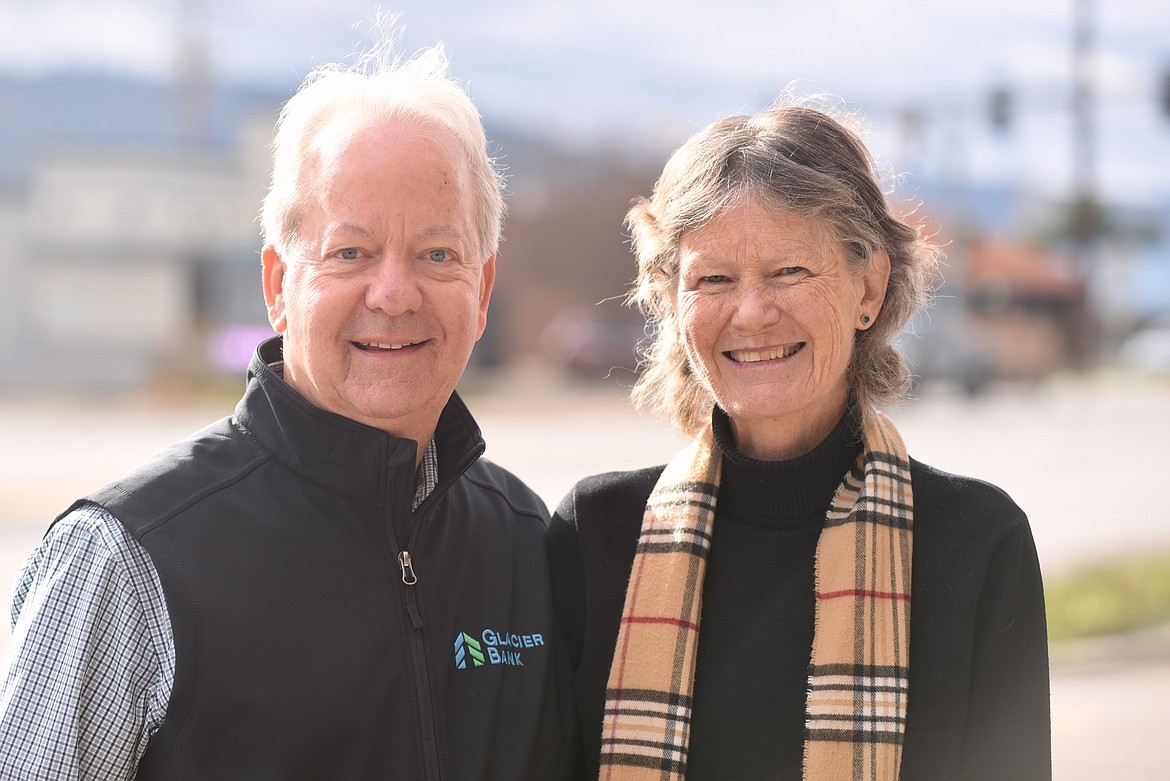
[895,309,997,396]
[540,305,645,380]
[1119,314,1170,375]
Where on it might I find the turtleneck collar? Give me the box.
[234,336,485,505]
[711,403,862,523]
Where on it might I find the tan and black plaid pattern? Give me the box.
[804,416,913,780]
[600,411,913,781]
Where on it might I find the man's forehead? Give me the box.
[291,113,479,251]
[312,113,461,164]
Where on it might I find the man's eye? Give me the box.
[701,274,729,284]
[338,248,361,261]
[426,249,450,263]
[779,266,805,275]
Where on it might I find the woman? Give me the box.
[547,98,1050,781]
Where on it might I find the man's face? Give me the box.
[262,119,494,442]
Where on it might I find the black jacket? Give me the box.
[68,338,576,780]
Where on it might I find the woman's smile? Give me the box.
[725,342,806,364]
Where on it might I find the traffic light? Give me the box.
[1161,67,1170,118]
[989,86,1013,132]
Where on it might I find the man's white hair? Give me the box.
[259,14,505,260]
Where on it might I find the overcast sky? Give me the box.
[1,0,1168,204]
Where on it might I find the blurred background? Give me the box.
[1,0,1168,777]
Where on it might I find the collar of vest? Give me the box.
[235,336,486,504]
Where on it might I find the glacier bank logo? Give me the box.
[453,627,545,669]
[453,632,485,669]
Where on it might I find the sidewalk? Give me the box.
[1049,627,1170,779]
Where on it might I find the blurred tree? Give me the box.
[1039,195,1161,248]
[1066,192,1107,248]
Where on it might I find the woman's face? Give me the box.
[673,198,889,458]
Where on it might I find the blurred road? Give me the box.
[1,371,1168,778]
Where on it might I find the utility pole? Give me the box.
[1071,0,1099,270]
[1070,0,1099,366]
[176,0,213,144]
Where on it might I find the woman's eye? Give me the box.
[426,249,450,263]
[338,248,361,261]
[778,266,805,276]
[701,274,729,284]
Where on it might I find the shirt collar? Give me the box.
[413,439,439,510]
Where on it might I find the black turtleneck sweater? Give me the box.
[686,407,861,777]
[548,407,1050,781]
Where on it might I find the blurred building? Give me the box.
[901,226,1089,394]
[965,238,1088,378]
[0,96,274,391]
[1,3,295,391]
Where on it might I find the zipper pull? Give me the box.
[398,551,424,629]
[398,551,418,585]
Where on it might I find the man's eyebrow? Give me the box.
[329,224,469,241]
[415,224,468,241]
[331,223,379,240]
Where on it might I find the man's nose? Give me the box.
[365,256,423,315]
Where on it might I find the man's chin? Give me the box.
[343,388,453,435]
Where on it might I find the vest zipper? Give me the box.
[391,440,483,781]
[391,500,442,780]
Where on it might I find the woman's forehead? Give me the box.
[679,201,837,256]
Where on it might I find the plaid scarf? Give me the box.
[599,409,913,781]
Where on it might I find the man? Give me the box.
[0,33,575,780]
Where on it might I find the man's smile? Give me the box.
[353,340,427,351]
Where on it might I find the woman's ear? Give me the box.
[858,250,891,327]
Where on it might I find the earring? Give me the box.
[860,314,871,326]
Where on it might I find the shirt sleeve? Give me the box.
[0,503,174,781]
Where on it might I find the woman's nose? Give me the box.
[730,282,781,331]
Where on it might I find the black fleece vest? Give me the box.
[68,339,576,780]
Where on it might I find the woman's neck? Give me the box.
[726,392,849,461]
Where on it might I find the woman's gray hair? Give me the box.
[259,18,505,260]
[627,95,940,435]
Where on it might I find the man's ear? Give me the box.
[475,255,496,340]
[261,245,288,334]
